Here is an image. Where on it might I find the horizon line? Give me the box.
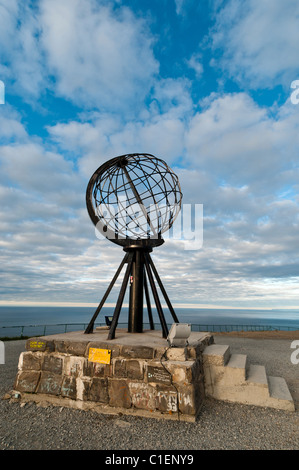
[0,301,298,310]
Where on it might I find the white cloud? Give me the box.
[47,77,194,178]
[151,77,193,117]
[39,0,158,112]
[0,106,28,141]
[185,92,296,193]
[174,0,184,16]
[186,53,203,78]
[0,0,45,99]
[210,0,299,88]
[0,0,159,112]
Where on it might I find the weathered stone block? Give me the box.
[14,371,40,393]
[19,351,42,371]
[82,359,112,377]
[165,361,195,384]
[37,372,62,396]
[61,376,77,399]
[166,348,187,361]
[186,344,204,359]
[76,377,91,401]
[108,379,131,408]
[128,382,156,410]
[177,384,197,416]
[113,359,127,378]
[55,340,87,356]
[191,360,204,381]
[94,362,112,377]
[64,356,85,377]
[26,338,54,352]
[83,359,94,377]
[126,360,144,380]
[42,355,63,375]
[121,345,154,359]
[194,376,205,406]
[88,378,109,403]
[155,384,178,413]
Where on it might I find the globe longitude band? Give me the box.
[84,153,182,338]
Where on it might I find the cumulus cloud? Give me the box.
[47,76,193,178]
[185,92,299,194]
[39,0,159,112]
[0,0,46,100]
[186,53,203,78]
[0,0,158,113]
[209,0,299,89]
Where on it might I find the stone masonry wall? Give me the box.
[14,336,208,420]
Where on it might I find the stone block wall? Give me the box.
[13,336,208,421]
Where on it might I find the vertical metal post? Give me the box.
[145,252,179,323]
[108,252,134,340]
[84,252,130,334]
[144,255,168,338]
[128,249,144,333]
[144,270,155,330]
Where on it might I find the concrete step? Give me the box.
[267,376,295,411]
[225,354,248,384]
[202,344,230,366]
[246,364,268,389]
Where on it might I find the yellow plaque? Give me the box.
[88,347,111,364]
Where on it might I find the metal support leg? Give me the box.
[144,254,168,338]
[144,269,154,330]
[128,249,144,333]
[84,252,129,334]
[108,252,134,340]
[145,252,179,324]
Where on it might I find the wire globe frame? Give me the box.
[86,153,182,247]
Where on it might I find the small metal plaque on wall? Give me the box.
[88,348,111,364]
[147,366,171,385]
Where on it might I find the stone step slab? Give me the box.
[202,344,230,366]
[267,376,295,411]
[225,354,249,384]
[246,364,268,389]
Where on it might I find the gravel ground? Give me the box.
[0,338,298,450]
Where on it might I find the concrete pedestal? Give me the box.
[13,329,213,422]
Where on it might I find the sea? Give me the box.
[0,306,299,338]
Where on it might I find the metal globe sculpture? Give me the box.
[84,153,182,339]
[86,153,182,246]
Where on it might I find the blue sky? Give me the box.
[1,0,299,309]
